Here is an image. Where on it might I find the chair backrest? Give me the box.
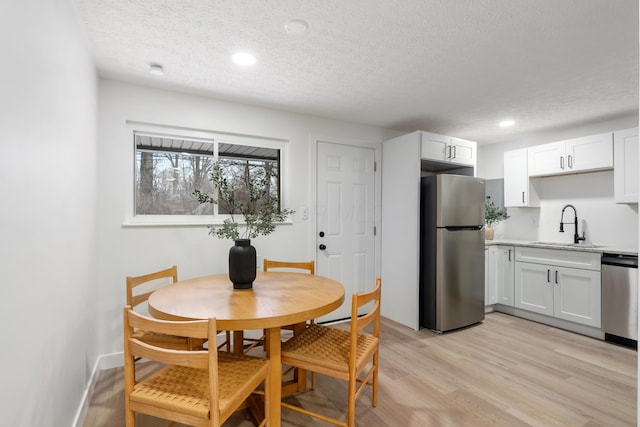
[123,307,220,418]
[350,277,382,340]
[126,265,178,309]
[263,259,315,274]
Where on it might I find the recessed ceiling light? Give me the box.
[232,52,256,66]
[499,120,515,128]
[284,19,309,35]
[149,64,164,76]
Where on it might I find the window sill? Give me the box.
[122,215,293,228]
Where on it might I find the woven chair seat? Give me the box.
[132,330,208,350]
[130,351,269,418]
[132,330,190,347]
[281,324,378,373]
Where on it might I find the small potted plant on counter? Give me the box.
[484,196,509,240]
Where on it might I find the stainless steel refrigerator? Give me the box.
[420,174,486,333]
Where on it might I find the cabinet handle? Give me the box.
[555,270,559,284]
[508,249,512,261]
[568,154,573,169]
[451,145,456,159]
[560,156,564,170]
[522,192,525,203]
[547,269,551,282]
[447,145,452,159]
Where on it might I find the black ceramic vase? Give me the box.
[228,239,256,289]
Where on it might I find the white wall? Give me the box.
[0,1,98,426]
[478,115,639,248]
[96,80,398,356]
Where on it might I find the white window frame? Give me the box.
[123,122,291,226]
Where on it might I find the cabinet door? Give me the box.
[420,132,449,161]
[614,128,639,203]
[553,267,601,328]
[514,262,554,316]
[485,246,497,305]
[527,141,566,176]
[503,149,539,207]
[565,132,613,173]
[450,137,476,166]
[495,246,515,306]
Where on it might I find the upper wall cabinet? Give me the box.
[421,131,476,167]
[503,148,540,207]
[614,127,639,204]
[527,141,565,176]
[527,132,613,177]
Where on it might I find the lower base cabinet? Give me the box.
[514,250,601,328]
[485,247,495,305]
[492,246,515,306]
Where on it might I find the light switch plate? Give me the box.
[299,206,309,220]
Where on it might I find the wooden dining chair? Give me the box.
[263,259,315,275]
[126,265,230,351]
[243,259,315,354]
[123,306,270,427]
[280,278,381,427]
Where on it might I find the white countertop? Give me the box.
[485,239,638,256]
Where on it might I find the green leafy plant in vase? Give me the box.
[194,162,294,289]
[484,196,509,240]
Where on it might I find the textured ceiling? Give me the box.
[73,0,638,145]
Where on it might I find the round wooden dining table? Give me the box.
[148,271,345,427]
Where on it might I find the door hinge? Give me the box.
[374,226,377,236]
[374,161,377,172]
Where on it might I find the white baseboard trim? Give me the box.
[72,352,123,427]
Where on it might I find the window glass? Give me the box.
[217,143,280,214]
[133,132,285,219]
[135,134,214,215]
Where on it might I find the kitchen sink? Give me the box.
[528,241,603,249]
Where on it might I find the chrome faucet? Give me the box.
[559,204,586,244]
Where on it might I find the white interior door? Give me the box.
[316,141,376,322]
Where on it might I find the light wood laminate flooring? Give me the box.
[83,312,637,426]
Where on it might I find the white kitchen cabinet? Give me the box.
[485,246,497,306]
[553,266,601,327]
[527,132,613,177]
[613,127,639,204]
[527,141,565,176]
[486,245,515,306]
[503,148,540,207]
[515,262,554,316]
[421,132,450,161]
[421,131,476,167]
[514,247,601,328]
[565,132,613,173]
[493,245,515,306]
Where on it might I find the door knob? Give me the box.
[319,244,327,250]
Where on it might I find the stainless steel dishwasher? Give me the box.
[602,253,638,348]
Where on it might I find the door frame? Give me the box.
[308,134,383,285]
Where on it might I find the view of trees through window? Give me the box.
[215,157,280,215]
[134,133,282,216]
